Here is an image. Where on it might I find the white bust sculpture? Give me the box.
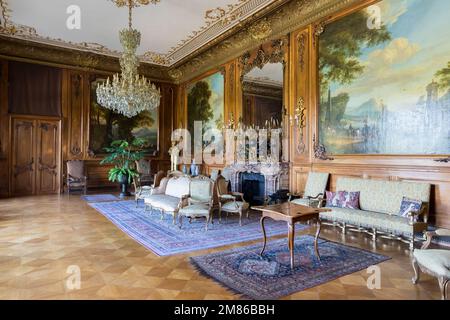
[169,141,180,172]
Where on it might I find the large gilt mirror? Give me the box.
[240,38,287,128]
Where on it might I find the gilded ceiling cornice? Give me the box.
[0,36,171,82]
[172,0,362,84]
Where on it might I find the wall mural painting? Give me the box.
[187,71,225,144]
[89,78,159,155]
[319,0,450,155]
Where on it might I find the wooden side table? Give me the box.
[252,202,331,269]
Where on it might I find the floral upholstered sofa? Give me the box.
[319,177,431,249]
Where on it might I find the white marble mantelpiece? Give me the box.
[224,162,290,199]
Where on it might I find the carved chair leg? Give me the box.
[342,222,347,235]
[409,233,415,251]
[239,211,242,227]
[438,277,447,300]
[444,279,449,300]
[372,229,377,241]
[411,257,420,284]
[179,215,183,229]
[173,214,177,225]
[160,210,164,220]
[218,207,222,224]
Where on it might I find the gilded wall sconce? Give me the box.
[291,97,306,154]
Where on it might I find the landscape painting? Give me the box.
[187,71,225,138]
[89,78,159,155]
[318,0,450,154]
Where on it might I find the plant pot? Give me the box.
[118,173,131,198]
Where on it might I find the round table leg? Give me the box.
[314,218,321,261]
[288,222,295,269]
[260,216,267,256]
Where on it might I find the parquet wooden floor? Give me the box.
[0,194,444,300]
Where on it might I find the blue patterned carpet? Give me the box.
[81,194,120,202]
[190,235,390,300]
[89,200,301,256]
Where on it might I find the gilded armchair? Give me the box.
[216,175,249,226]
[178,176,214,231]
[412,229,450,300]
[289,172,329,208]
[65,160,87,195]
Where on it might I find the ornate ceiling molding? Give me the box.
[0,0,287,68]
[173,0,362,83]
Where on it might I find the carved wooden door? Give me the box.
[11,118,35,195]
[35,120,61,194]
[11,117,61,196]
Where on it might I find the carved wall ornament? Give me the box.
[292,96,306,154]
[297,33,306,72]
[313,134,334,160]
[168,68,183,81]
[248,18,272,41]
[239,38,286,79]
[313,20,326,47]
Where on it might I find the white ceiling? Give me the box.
[0,0,279,66]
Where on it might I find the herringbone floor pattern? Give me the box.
[0,195,443,299]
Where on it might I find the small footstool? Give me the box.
[412,229,450,300]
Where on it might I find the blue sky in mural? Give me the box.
[204,72,224,128]
[335,0,450,112]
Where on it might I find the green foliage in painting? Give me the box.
[436,62,450,90]
[100,138,147,184]
[90,79,157,154]
[319,10,391,92]
[187,80,214,134]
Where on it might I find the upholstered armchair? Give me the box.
[135,159,153,186]
[210,169,220,181]
[65,160,87,195]
[216,175,249,226]
[133,170,166,207]
[289,172,329,208]
[412,229,450,300]
[179,176,214,231]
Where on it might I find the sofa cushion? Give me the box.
[165,176,190,198]
[398,197,422,218]
[291,198,320,207]
[179,204,210,216]
[413,249,450,278]
[144,195,180,212]
[222,201,249,212]
[320,207,414,236]
[326,191,360,209]
[336,178,430,215]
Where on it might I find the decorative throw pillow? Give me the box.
[325,191,339,207]
[339,191,360,209]
[398,197,422,219]
[326,190,360,209]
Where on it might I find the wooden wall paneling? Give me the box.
[67,71,84,160]
[35,119,61,194]
[0,60,9,196]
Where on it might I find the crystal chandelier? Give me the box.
[96,0,161,118]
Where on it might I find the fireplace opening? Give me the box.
[239,172,265,205]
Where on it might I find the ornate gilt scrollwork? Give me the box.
[297,33,306,72]
[313,20,326,47]
[293,97,307,154]
[239,38,287,79]
[313,134,334,160]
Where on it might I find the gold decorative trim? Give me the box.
[313,20,326,47]
[297,33,306,72]
[239,38,286,79]
[176,0,360,83]
[313,134,334,161]
[294,97,306,154]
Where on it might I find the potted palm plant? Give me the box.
[100,138,146,198]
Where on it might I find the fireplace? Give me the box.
[224,162,290,203]
[239,172,265,205]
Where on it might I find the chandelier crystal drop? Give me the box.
[96,0,161,118]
